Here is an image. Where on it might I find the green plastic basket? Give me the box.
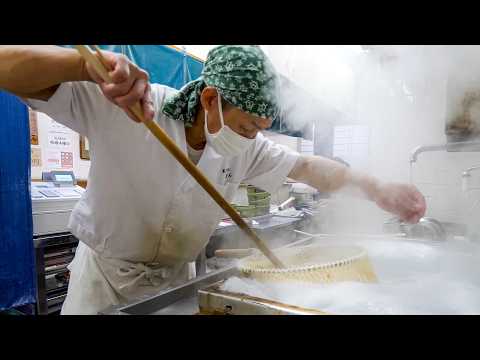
[233,205,258,218]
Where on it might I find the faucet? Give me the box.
[384,217,447,241]
[462,165,480,177]
[409,140,480,183]
[462,165,480,192]
[406,217,447,241]
[410,141,480,164]
[410,144,448,164]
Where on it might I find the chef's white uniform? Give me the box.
[24,81,299,314]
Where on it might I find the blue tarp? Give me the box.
[0,91,36,310]
[64,45,204,90]
[63,45,305,137]
[92,46,301,136]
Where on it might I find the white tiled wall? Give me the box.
[412,151,480,223]
[351,60,480,225]
[333,125,370,170]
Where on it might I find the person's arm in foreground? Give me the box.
[288,155,426,223]
[0,45,154,121]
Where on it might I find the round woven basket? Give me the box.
[238,244,378,284]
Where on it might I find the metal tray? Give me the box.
[198,281,328,315]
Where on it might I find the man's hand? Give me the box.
[84,51,155,123]
[373,183,426,224]
[287,155,427,224]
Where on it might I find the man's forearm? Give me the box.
[0,45,91,98]
[288,155,381,201]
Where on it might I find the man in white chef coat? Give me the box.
[0,45,426,314]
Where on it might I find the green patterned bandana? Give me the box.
[162,45,279,127]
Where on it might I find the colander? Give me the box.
[238,244,378,284]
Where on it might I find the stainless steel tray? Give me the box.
[99,265,240,315]
[99,235,317,315]
[198,281,327,315]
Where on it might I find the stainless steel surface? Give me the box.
[278,197,296,211]
[34,232,78,315]
[294,229,406,241]
[410,141,480,164]
[207,214,304,258]
[99,265,240,315]
[462,165,480,193]
[214,213,303,236]
[195,249,207,277]
[198,281,327,315]
[410,143,449,163]
[404,217,447,241]
[383,217,447,241]
[100,233,316,315]
[462,165,480,178]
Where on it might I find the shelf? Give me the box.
[45,270,69,278]
[47,304,63,315]
[47,293,67,306]
[44,255,75,268]
[46,284,69,296]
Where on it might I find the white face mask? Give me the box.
[204,93,255,158]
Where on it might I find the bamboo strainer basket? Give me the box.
[238,244,378,284]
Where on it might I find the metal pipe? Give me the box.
[410,141,480,164]
[462,165,480,178]
[410,144,448,163]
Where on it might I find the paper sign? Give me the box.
[48,119,70,132]
[31,147,42,167]
[61,152,73,169]
[46,150,62,169]
[29,109,39,145]
[47,133,73,150]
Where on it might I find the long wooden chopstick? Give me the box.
[73,45,285,268]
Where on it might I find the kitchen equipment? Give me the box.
[207,212,304,258]
[462,165,480,191]
[31,171,85,236]
[383,217,447,241]
[246,185,271,216]
[232,204,257,218]
[238,243,377,284]
[34,233,78,315]
[74,45,284,268]
[214,248,256,258]
[100,233,480,315]
[278,196,296,211]
[290,182,319,209]
[99,234,318,315]
[99,265,240,315]
[31,171,83,314]
[198,281,327,315]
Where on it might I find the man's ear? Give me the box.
[199,87,219,113]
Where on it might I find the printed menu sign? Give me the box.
[31,147,42,167]
[29,108,39,145]
[47,133,73,150]
[61,152,73,169]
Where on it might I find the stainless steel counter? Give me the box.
[100,235,315,315]
[212,213,304,237]
[99,265,240,315]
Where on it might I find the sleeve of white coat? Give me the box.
[21,81,119,137]
[242,133,300,194]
